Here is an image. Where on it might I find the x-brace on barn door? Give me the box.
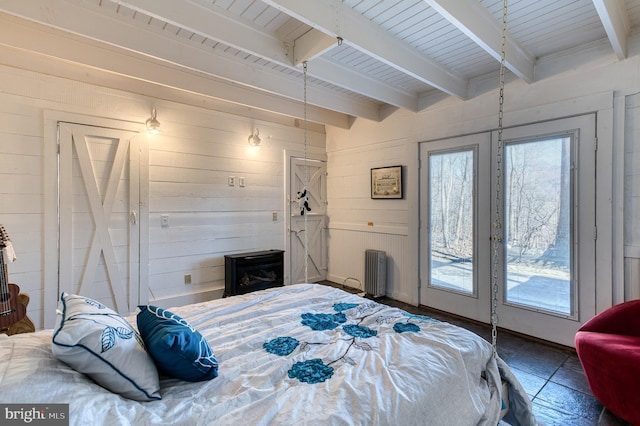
[58,122,141,314]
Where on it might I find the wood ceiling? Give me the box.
[0,0,637,128]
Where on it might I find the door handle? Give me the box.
[130,211,137,225]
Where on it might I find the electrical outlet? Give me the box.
[161,214,169,227]
[228,176,236,186]
[272,212,277,221]
[184,274,192,285]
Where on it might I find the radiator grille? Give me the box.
[364,249,386,297]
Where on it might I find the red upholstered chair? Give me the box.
[575,299,640,425]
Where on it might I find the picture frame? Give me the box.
[371,165,403,199]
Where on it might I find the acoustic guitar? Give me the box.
[0,226,34,335]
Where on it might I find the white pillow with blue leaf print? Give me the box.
[51,293,161,401]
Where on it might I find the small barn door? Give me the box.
[288,157,327,284]
[58,122,141,314]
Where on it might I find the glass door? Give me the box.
[420,133,491,323]
[420,115,596,346]
[493,115,596,346]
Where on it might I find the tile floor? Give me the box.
[319,281,631,426]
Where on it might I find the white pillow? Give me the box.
[51,293,161,401]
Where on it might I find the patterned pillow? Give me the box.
[51,293,161,401]
[137,305,219,382]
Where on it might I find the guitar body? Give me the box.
[0,225,34,335]
[0,282,27,330]
[1,291,34,335]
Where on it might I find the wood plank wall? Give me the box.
[0,64,325,329]
[625,93,640,300]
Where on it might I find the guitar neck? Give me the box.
[0,248,9,293]
[0,249,7,289]
[0,225,11,287]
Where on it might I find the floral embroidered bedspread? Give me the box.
[0,284,536,425]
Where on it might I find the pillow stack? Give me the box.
[51,293,219,401]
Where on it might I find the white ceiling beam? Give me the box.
[0,0,379,121]
[293,29,336,65]
[115,0,292,66]
[310,57,416,112]
[0,13,353,128]
[592,0,630,60]
[112,0,419,111]
[423,0,535,83]
[262,0,469,100]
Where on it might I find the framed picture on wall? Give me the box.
[371,165,403,199]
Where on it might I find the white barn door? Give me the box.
[58,122,141,314]
[289,157,327,284]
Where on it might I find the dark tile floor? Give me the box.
[319,281,631,426]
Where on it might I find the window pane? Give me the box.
[504,137,572,315]
[429,149,474,294]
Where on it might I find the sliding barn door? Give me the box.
[289,157,327,284]
[58,122,141,314]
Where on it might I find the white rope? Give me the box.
[303,61,309,284]
[491,0,509,357]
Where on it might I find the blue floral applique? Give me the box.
[343,324,377,338]
[288,358,334,384]
[301,312,347,331]
[100,326,135,352]
[264,336,300,356]
[393,322,420,334]
[65,296,136,353]
[333,303,359,312]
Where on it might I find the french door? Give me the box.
[420,115,596,346]
[420,133,492,323]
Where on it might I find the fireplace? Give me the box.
[224,250,284,297]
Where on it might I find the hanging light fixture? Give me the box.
[145,108,160,134]
[248,128,262,150]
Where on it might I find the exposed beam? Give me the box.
[310,57,416,112]
[424,0,535,83]
[262,0,469,100]
[0,0,378,121]
[592,0,630,60]
[293,29,336,65]
[115,0,292,66]
[0,16,354,128]
[112,0,419,111]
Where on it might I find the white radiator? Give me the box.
[364,249,386,297]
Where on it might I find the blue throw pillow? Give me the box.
[137,305,219,382]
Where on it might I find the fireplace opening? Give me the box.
[224,250,284,297]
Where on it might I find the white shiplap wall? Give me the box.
[625,92,640,300]
[326,36,640,310]
[326,137,417,304]
[0,63,325,329]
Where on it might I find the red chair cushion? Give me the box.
[578,299,640,337]
[575,330,640,425]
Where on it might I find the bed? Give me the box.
[0,283,536,425]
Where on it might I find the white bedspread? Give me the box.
[0,284,536,425]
